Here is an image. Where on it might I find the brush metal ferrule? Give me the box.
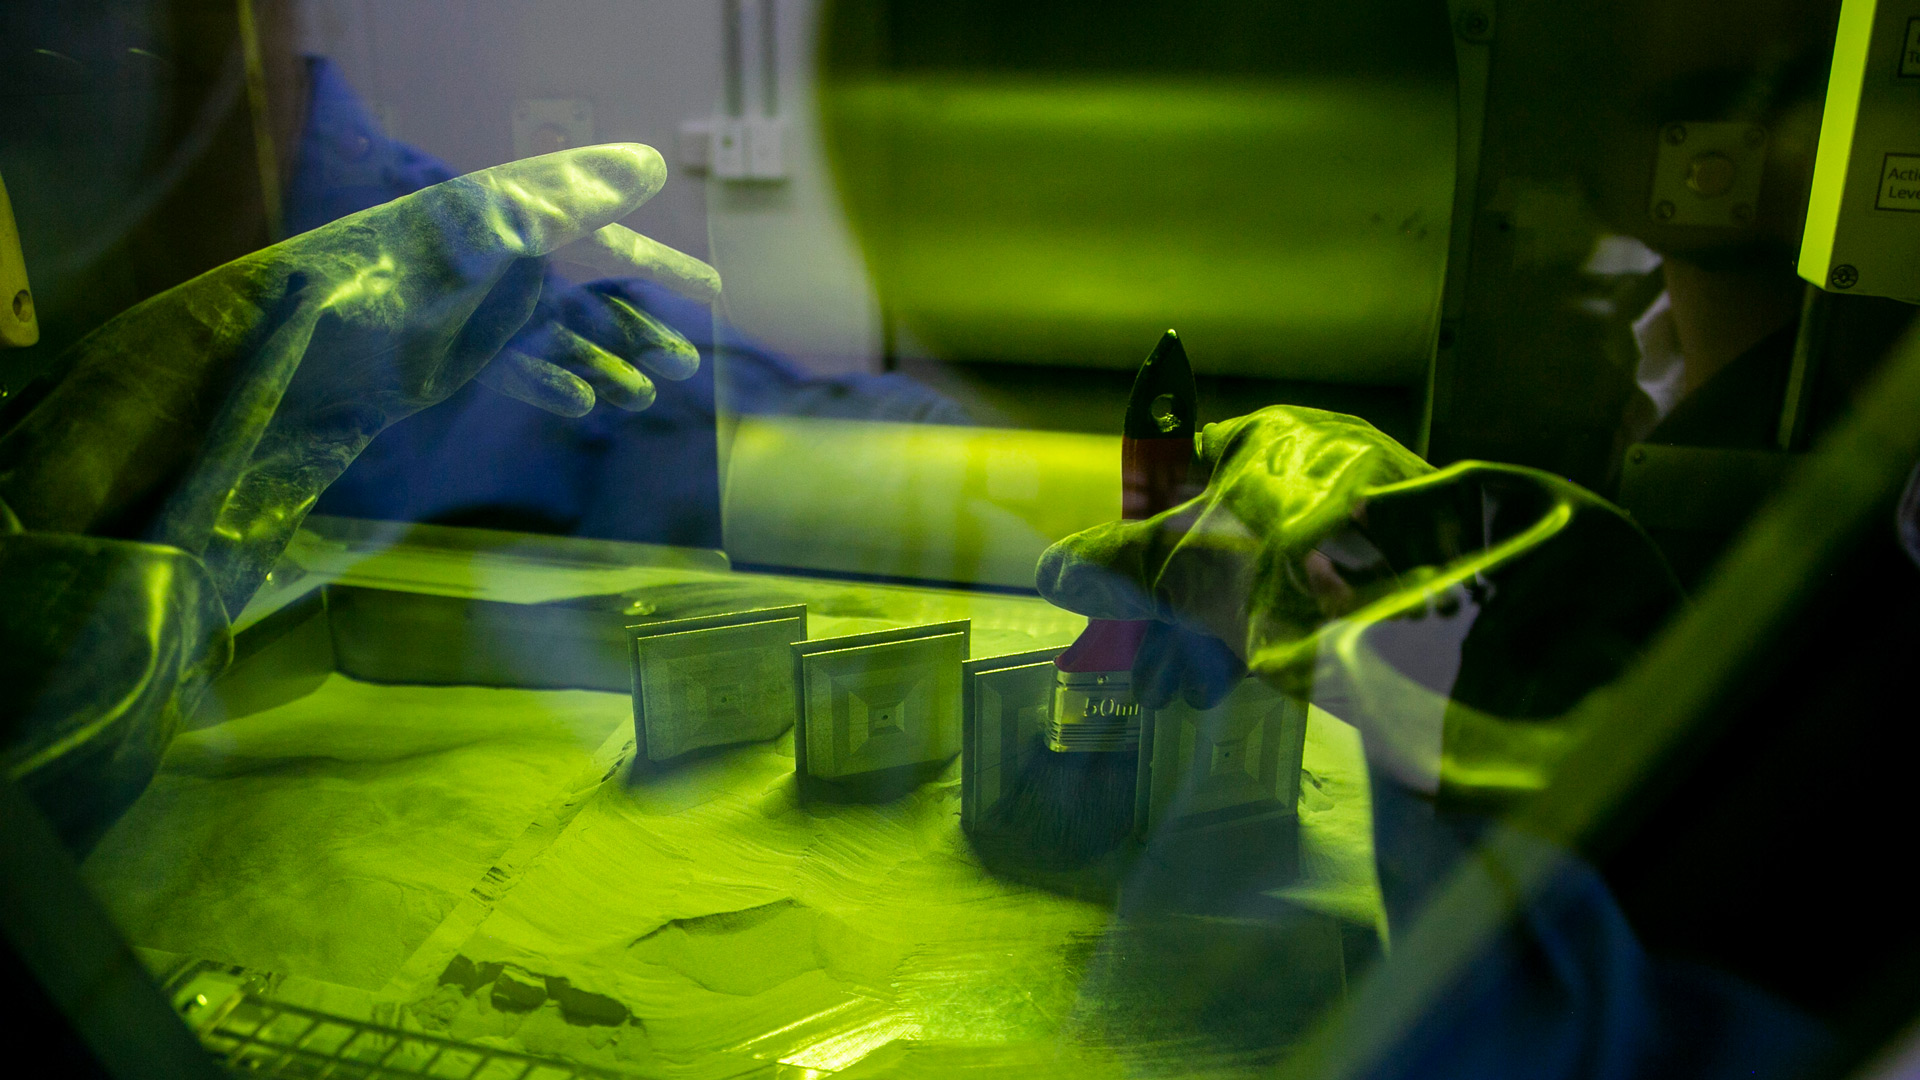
[1049,670,1141,752]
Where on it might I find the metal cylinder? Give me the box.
[1049,670,1142,753]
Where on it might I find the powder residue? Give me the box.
[84,675,628,990]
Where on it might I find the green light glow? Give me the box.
[1798,0,1877,283]
[822,76,1454,381]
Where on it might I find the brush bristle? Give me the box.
[979,735,1138,868]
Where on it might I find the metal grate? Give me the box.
[195,992,644,1080]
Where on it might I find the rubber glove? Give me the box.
[0,144,717,849]
[0,143,717,613]
[1036,405,1681,800]
[492,225,722,417]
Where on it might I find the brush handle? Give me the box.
[1054,435,1195,674]
[1122,435,1195,520]
[1053,617,1148,673]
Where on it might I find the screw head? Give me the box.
[1744,125,1768,149]
[1629,448,1647,465]
[1731,203,1754,224]
[1653,200,1677,221]
[1830,264,1859,289]
[1457,10,1491,39]
[1663,123,1689,146]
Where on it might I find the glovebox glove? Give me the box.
[1036,405,1681,799]
[1037,406,1432,687]
[483,222,722,418]
[0,144,717,613]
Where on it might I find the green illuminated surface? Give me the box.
[822,76,1452,381]
[79,538,1380,1076]
[722,418,1123,590]
[85,678,629,992]
[1797,0,1874,282]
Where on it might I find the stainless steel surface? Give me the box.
[628,605,808,767]
[195,519,1084,729]
[99,522,1382,1077]
[288,516,739,692]
[326,587,641,693]
[958,649,1062,834]
[299,515,732,582]
[791,621,969,791]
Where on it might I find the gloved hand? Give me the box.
[1039,406,1431,697]
[1036,406,1681,799]
[485,224,722,418]
[0,143,717,612]
[0,145,716,849]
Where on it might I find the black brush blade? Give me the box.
[1123,329,1198,442]
[979,738,1139,869]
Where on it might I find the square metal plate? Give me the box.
[1647,120,1768,229]
[628,605,807,768]
[959,649,1066,834]
[792,621,970,790]
[1138,680,1308,839]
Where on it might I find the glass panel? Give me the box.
[3,3,1918,1080]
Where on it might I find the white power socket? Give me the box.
[678,116,785,181]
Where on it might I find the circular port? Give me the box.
[1686,153,1737,198]
[1150,393,1179,433]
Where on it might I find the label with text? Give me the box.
[1878,154,1920,211]
[1904,18,1920,77]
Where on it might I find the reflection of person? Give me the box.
[1037,406,1835,1077]
[1543,1,1920,1064]
[0,145,715,850]
[1037,3,1920,1077]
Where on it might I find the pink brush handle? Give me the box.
[1054,436,1191,673]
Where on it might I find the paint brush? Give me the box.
[984,330,1199,869]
